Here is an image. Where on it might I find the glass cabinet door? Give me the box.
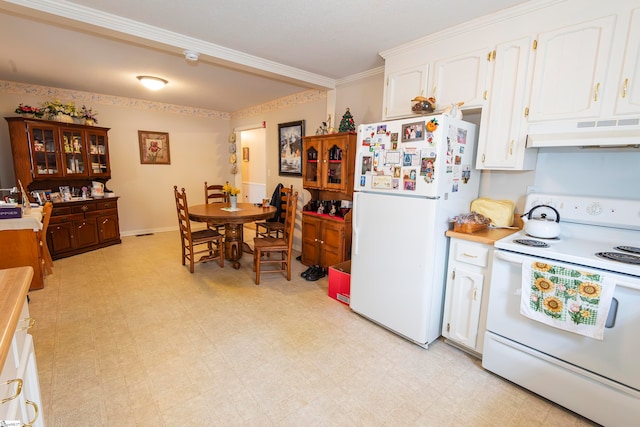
[28,124,61,177]
[87,131,110,176]
[303,141,321,189]
[60,128,87,176]
[326,143,344,188]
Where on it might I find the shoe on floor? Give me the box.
[306,267,326,281]
[301,266,317,279]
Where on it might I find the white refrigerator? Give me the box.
[350,115,480,348]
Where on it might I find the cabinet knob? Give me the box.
[25,399,40,426]
[81,205,89,211]
[593,82,600,102]
[622,78,629,98]
[1,378,23,404]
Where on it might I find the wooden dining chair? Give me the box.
[40,201,53,275]
[174,186,224,273]
[255,185,293,239]
[253,191,298,285]
[204,181,229,234]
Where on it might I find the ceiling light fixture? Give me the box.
[184,50,200,62]
[136,75,168,90]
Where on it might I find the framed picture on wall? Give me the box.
[138,130,170,164]
[278,120,304,176]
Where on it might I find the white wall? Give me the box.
[0,82,232,235]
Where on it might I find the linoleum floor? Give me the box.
[27,230,598,426]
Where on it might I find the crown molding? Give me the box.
[336,66,384,86]
[1,0,336,89]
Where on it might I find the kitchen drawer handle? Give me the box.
[462,253,478,258]
[18,317,36,331]
[1,378,23,404]
[24,399,39,427]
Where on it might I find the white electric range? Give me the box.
[482,193,640,427]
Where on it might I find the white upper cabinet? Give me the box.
[383,64,429,119]
[430,48,490,110]
[527,16,616,122]
[477,37,537,170]
[614,8,640,115]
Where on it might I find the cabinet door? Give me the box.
[445,265,484,349]
[528,16,615,122]
[324,140,348,192]
[27,123,62,178]
[384,64,429,119]
[59,127,88,176]
[614,8,640,116]
[74,218,99,248]
[98,214,120,242]
[87,130,110,176]
[320,220,345,267]
[301,215,321,266]
[47,221,75,254]
[303,138,322,190]
[477,37,537,170]
[431,48,489,110]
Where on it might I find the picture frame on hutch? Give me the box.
[278,120,304,176]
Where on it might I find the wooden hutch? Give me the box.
[301,132,356,268]
[6,117,121,259]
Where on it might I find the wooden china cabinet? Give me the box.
[301,132,356,268]
[5,117,121,259]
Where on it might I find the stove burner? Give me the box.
[596,252,640,265]
[525,234,560,241]
[514,239,550,248]
[615,246,640,255]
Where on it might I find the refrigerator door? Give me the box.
[350,191,448,347]
[354,115,476,199]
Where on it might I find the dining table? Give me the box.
[188,202,277,269]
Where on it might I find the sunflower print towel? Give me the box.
[520,260,616,340]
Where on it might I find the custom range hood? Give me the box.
[527,117,640,148]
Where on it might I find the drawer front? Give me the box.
[96,200,118,210]
[72,203,97,214]
[51,206,71,216]
[49,213,84,224]
[86,208,117,218]
[454,241,490,267]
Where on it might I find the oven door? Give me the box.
[485,249,640,391]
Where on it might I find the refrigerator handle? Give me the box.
[353,192,360,255]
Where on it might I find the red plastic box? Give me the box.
[328,260,351,305]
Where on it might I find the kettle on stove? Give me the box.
[521,205,561,239]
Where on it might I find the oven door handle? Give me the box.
[494,251,524,265]
[495,251,640,291]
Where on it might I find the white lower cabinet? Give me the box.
[442,238,493,355]
[1,298,44,427]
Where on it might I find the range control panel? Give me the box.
[524,193,640,230]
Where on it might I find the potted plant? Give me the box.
[80,105,99,125]
[41,100,76,123]
[223,182,241,209]
[14,103,44,119]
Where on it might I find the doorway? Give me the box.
[238,127,267,204]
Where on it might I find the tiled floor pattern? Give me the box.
[27,230,598,426]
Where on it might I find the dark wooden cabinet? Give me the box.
[46,198,121,259]
[6,117,111,194]
[302,132,355,196]
[301,213,351,268]
[301,132,356,268]
[6,117,119,259]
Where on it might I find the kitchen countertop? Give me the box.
[446,227,520,245]
[446,215,523,245]
[0,266,33,371]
